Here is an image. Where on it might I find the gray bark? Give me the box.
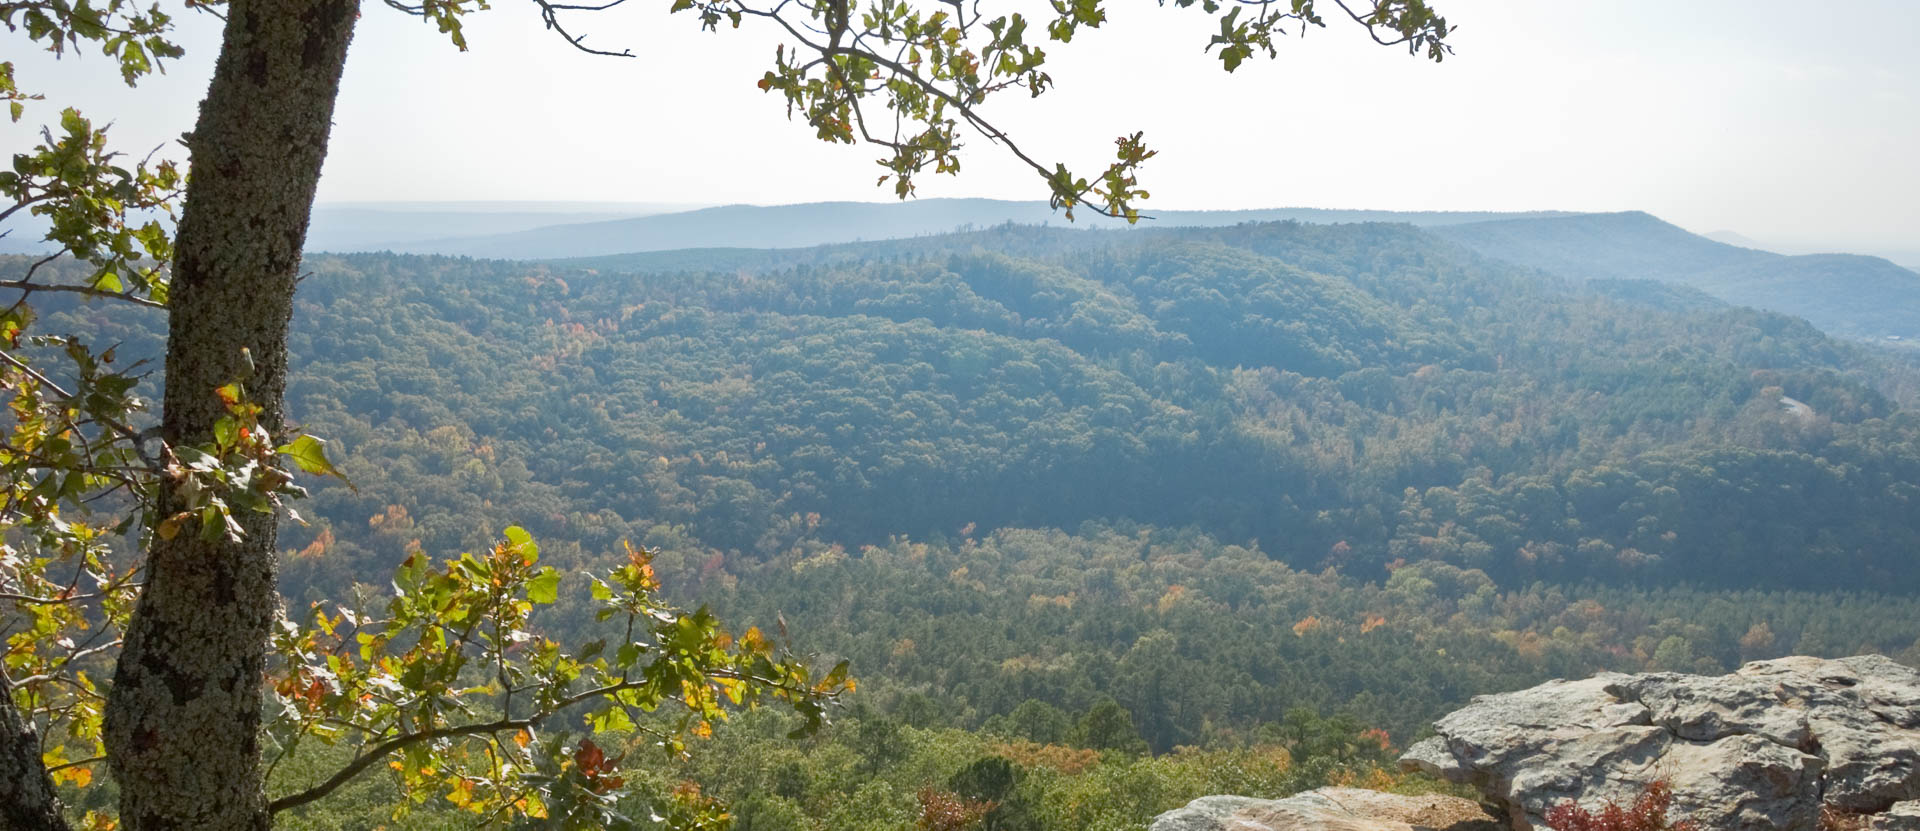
[0,671,72,831]
[100,0,359,825]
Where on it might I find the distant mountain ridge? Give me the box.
[11,194,1911,342]
[368,198,1577,259]
[525,204,1920,345]
[1702,229,1776,252]
[304,206,655,252]
[1433,211,1920,341]
[392,200,1918,344]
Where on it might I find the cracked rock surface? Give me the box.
[1148,787,1500,831]
[1398,655,1920,830]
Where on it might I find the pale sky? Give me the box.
[7,1,1918,253]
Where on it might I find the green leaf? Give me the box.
[176,446,220,473]
[527,567,559,605]
[590,705,633,733]
[503,525,536,557]
[615,642,642,669]
[824,659,852,688]
[199,501,240,541]
[212,415,238,448]
[278,434,350,485]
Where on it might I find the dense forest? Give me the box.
[23,218,1920,828]
[242,220,1920,593]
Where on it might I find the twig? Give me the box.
[0,279,168,310]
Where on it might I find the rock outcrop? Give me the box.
[1148,787,1500,831]
[1875,801,1920,831]
[1400,655,1920,830]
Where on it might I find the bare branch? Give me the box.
[531,0,635,57]
[44,755,105,775]
[0,276,167,308]
[0,194,54,227]
[0,348,77,400]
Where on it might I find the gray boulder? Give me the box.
[1401,655,1920,830]
[1149,787,1499,831]
[1873,801,1920,830]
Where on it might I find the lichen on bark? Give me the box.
[99,0,360,826]
[1,670,73,831]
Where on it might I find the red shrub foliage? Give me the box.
[1543,780,1698,831]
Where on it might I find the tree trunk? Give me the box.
[0,671,72,831]
[101,0,359,825]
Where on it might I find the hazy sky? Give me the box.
[7,1,1917,251]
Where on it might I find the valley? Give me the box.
[29,209,1920,826]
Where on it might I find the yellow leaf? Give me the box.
[445,777,475,808]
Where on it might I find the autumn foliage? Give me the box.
[915,787,996,831]
[1544,780,1697,831]
[992,740,1103,775]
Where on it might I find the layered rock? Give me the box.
[1149,787,1499,831]
[1400,655,1920,830]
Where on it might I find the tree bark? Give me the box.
[0,670,72,831]
[101,0,359,825]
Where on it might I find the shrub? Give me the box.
[915,787,996,831]
[1543,780,1698,831]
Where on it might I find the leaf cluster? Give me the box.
[2,107,179,304]
[1,0,190,88]
[260,527,851,828]
[154,373,348,542]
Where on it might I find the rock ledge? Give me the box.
[1399,655,1920,830]
[1149,787,1500,831]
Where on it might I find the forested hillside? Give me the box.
[25,218,1920,828]
[248,222,1920,592]
[37,218,1920,595]
[1434,212,1920,340]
